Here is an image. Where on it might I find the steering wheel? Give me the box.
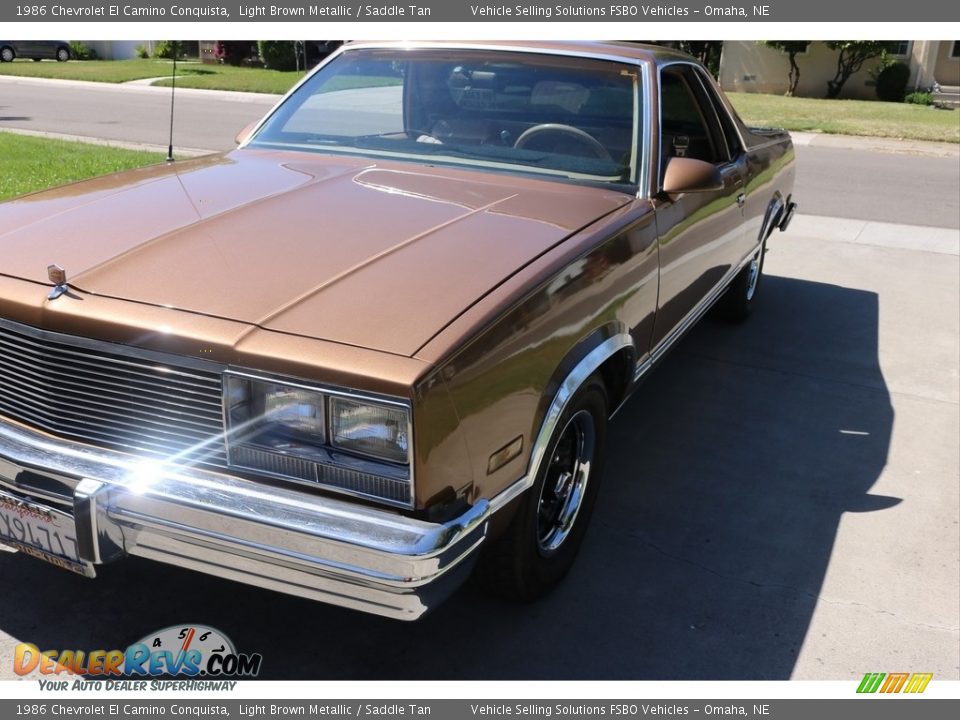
[513,124,611,160]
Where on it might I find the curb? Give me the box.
[0,127,217,157]
[786,131,957,158]
[0,74,281,104]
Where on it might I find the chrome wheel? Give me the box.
[0,47,14,63]
[537,409,596,554]
[56,47,70,62]
[474,376,607,600]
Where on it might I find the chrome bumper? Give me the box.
[0,420,488,620]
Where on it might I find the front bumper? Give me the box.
[0,419,488,620]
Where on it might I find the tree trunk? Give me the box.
[787,52,801,96]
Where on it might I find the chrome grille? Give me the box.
[0,318,226,466]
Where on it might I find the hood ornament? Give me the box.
[47,264,69,300]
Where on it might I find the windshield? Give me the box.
[249,47,642,186]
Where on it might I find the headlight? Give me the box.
[225,376,326,458]
[330,397,409,464]
[223,373,412,507]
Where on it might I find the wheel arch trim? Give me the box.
[759,192,786,242]
[488,333,634,514]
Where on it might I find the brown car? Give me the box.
[0,41,796,620]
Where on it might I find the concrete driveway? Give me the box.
[0,212,956,681]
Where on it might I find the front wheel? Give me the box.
[56,47,70,62]
[475,376,608,600]
[0,47,15,63]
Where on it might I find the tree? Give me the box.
[650,41,724,78]
[824,41,886,99]
[762,41,810,96]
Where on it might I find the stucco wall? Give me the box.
[934,42,960,86]
[719,42,894,99]
[84,41,147,60]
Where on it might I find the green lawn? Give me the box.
[0,58,180,83]
[152,64,308,94]
[728,92,960,144]
[0,132,165,202]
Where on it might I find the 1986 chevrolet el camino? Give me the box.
[0,42,796,619]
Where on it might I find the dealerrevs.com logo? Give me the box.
[14,625,262,679]
[857,672,933,694]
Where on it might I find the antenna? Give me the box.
[166,45,178,162]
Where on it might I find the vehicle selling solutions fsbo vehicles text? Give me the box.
[469,5,769,17]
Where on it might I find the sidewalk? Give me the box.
[790,131,959,158]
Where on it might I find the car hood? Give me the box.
[0,150,630,356]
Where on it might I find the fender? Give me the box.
[488,332,635,514]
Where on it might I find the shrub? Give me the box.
[214,41,255,66]
[135,44,149,59]
[257,40,298,71]
[875,61,911,102]
[904,91,934,106]
[68,41,96,60]
[153,41,182,60]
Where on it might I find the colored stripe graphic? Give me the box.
[857,672,932,694]
[880,672,909,693]
[857,673,885,693]
[904,673,933,694]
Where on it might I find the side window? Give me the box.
[660,68,721,167]
[693,67,743,160]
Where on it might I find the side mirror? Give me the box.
[661,156,724,194]
[234,121,259,146]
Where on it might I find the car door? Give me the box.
[17,41,42,58]
[650,63,748,348]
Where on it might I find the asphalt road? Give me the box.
[795,144,960,229]
[0,76,958,682]
[0,76,276,155]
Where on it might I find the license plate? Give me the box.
[0,488,95,578]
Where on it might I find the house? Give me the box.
[83,41,148,60]
[719,41,960,101]
[81,41,204,61]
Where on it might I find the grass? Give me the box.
[152,64,308,94]
[728,92,960,144]
[0,58,179,83]
[0,132,165,202]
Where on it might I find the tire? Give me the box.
[718,239,765,322]
[56,47,70,62]
[475,375,608,600]
[0,47,15,63]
